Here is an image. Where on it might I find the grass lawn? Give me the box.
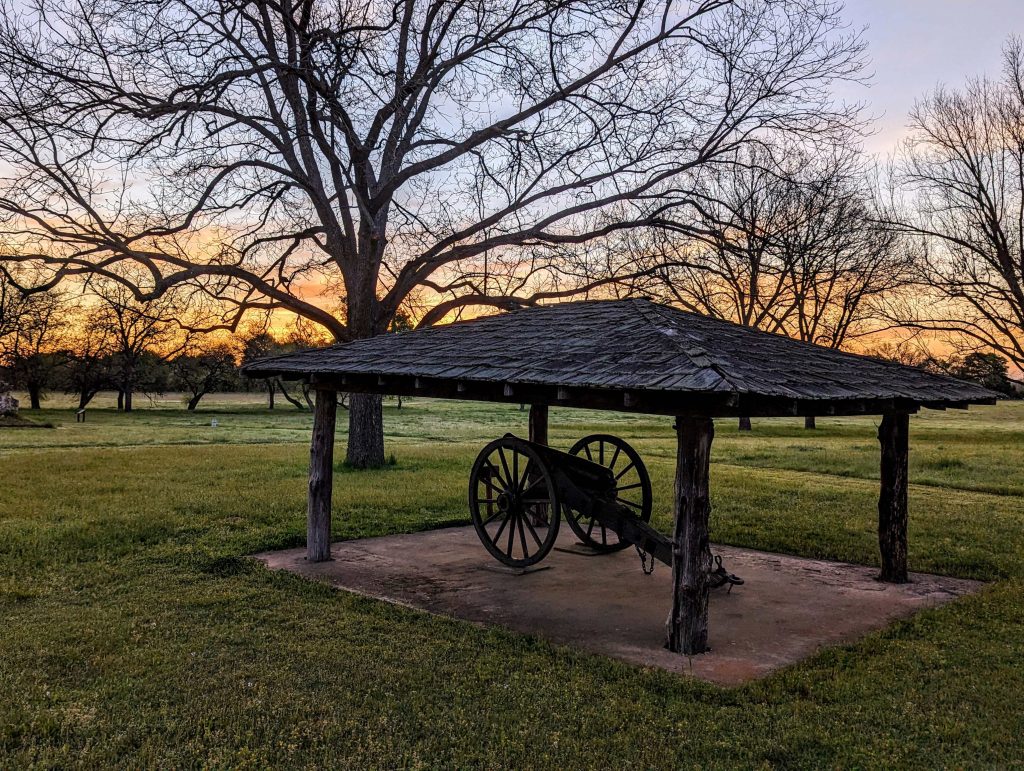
[2,392,1024,768]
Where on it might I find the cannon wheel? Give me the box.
[469,437,561,568]
[564,434,652,552]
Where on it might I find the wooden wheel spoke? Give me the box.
[564,434,650,554]
[521,511,544,548]
[614,461,635,481]
[497,448,513,491]
[505,511,517,557]
[482,509,503,526]
[493,510,513,543]
[517,513,529,557]
[608,444,622,472]
[483,461,509,492]
[517,458,534,492]
[520,473,546,497]
[480,482,504,503]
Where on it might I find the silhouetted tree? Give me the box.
[61,319,117,410]
[0,0,866,466]
[892,38,1024,373]
[239,329,281,409]
[0,288,67,408]
[91,281,187,411]
[172,345,241,410]
[949,352,1014,395]
[656,144,908,428]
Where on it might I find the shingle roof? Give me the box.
[244,299,998,414]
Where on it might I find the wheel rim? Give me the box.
[469,438,560,567]
[564,434,652,552]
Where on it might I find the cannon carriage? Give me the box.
[469,433,740,589]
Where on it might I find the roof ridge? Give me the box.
[629,299,738,393]
[635,299,991,392]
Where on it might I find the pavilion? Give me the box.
[245,298,997,654]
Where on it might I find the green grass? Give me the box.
[2,393,1024,768]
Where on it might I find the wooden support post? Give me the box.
[666,416,714,654]
[528,404,549,446]
[878,412,910,583]
[307,388,338,562]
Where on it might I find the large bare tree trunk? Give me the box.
[804,415,817,429]
[738,416,751,431]
[124,389,133,412]
[346,393,384,468]
[28,385,41,410]
[666,416,714,655]
[343,277,387,469]
[878,412,910,583]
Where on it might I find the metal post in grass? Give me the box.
[666,415,714,655]
[878,411,910,583]
[307,387,338,562]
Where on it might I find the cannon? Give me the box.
[468,433,743,588]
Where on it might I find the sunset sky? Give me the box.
[839,0,1024,154]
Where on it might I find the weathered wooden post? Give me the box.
[666,416,714,654]
[878,412,910,583]
[307,387,338,562]
[528,404,549,446]
[526,404,550,526]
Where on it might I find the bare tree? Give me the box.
[890,37,1024,373]
[62,306,117,410]
[656,145,812,429]
[239,326,281,409]
[657,146,800,336]
[90,281,189,411]
[172,343,241,410]
[0,287,67,408]
[783,208,906,352]
[239,321,331,410]
[778,161,913,425]
[655,144,911,426]
[0,0,865,465]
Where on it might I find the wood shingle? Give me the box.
[244,299,998,416]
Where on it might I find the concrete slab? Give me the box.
[253,526,982,686]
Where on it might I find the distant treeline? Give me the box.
[1,296,1018,412]
[0,283,418,411]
